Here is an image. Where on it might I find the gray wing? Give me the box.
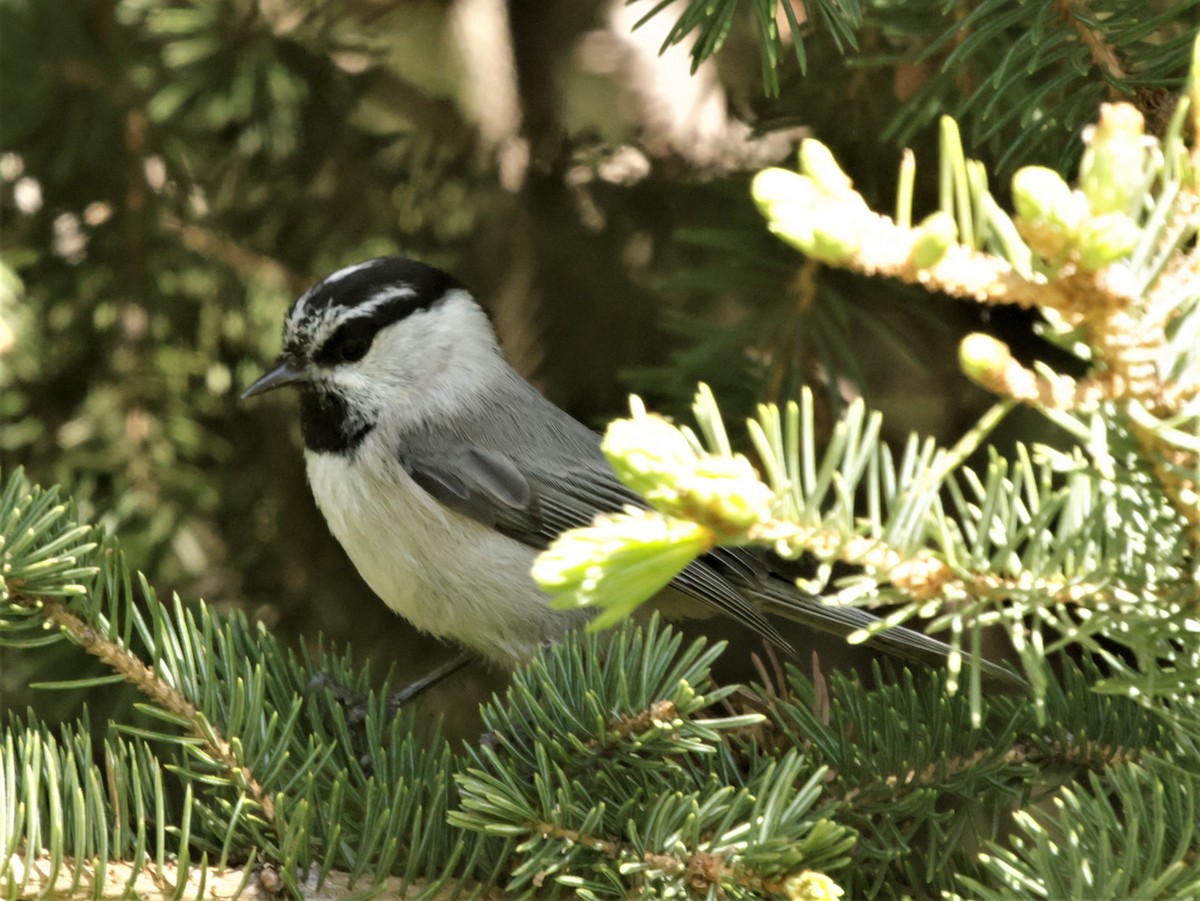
[398,432,1024,685]
[397,437,788,647]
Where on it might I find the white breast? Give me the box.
[305,444,585,667]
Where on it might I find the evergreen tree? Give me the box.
[2,2,1197,897]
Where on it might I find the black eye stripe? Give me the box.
[314,318,382,366]
[287,258,464,364]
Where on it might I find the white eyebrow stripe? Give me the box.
[323,259,383,287]
[301,284,419,352]
[337,284,417,323]
[286,269,415,337]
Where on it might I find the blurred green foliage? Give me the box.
[0,0,496,716]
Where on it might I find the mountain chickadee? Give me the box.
[244,257,978,673]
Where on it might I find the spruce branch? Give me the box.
[959,334,1109,408]
[6,467,869,897]
[636,0,1194,169]
[1,469,494,898]
[958,761,1200,899]
[0,479,279,838]
[753,56,1200,533]
[5,593,277,826]
[535,48,1200,719]
[4,469,1198,896]
[629,0,864,97]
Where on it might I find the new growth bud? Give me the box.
[602,404,774,537]
[1011,166,1086,263]
[786,870,845,901]
[752,168,820,209]
[909,211,958,268]
[534,510,714,628]
[959,333,1012,387]
[1080,103,1147,216]
[1075,211,1140,272]
[799,139,855,197]
[752,144,871,264]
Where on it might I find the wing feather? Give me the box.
[397,439,788,646]
[391,403,1021,686]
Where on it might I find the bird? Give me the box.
[243,256,1002,679]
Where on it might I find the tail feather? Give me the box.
[747,578,1027,691]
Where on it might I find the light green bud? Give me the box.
[534,510,713,627]
[762,210,814,256]
[958,332,1011,386]
[799,139,855,197]
[804,213,862,263]
[1012,166,1081,229]
[1075,211,1140,271]
[754,158,869,263]
[1011,166,1086,261]
[786,870,845,901]
[675,455,775,533]
[772,211,828,256]
[752,167,820,211]
[1080,103,1146,215]
[753,169,820,254]
[602,413,697,507]
[602,408,774,537]
[909,211,958,267]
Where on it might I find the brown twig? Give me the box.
[525,819,821,897]
[1059,0,1127,84]
[836,736,1141,806]
[4,854,504,901]
[161,215,308,295]
[832,211,1082,313]
[10,590,276,824]
[601,700,679,742]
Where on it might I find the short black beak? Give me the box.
[242,359,308,399]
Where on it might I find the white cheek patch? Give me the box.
[310,292,496,420]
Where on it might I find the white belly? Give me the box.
[305,448,585,666]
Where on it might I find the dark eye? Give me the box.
[335,336,371,363]
[314,320,376,367]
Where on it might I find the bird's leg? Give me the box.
[309,652,472,726]
[385,652,472,715]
